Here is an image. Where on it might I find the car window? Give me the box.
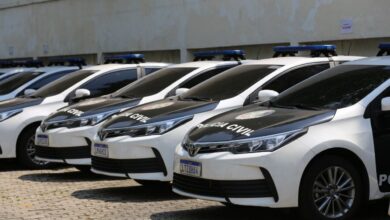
[0,71,44,95]
[17,70,75,96]
[272,65,390,110]
[263,64,330,93]
[77,69,138,98]
[181,65,281,101]
[145,68,162,75]
[113,67,196,98]
[179,66,235,89]
[33,70,97,98]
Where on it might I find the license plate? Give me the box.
[94,143,109,157]
[180,160,202,177]
[36,134,49,146]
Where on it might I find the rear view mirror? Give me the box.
[258,90,279,103]
[175,88,189,96]
[381,97,390,111]
[24,89,36,96]
[74,89,91,99]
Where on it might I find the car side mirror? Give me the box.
[24,89,36,96]
[381,97,390,111]
[74,89,91,99]
[175,88,189,96]
[258,90,279,103]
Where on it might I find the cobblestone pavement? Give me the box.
[0,159,388,220]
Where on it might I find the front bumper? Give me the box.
[172,139,312,208]
[34,125,98,165]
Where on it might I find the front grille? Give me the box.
[91,148,167,175]
[173,173,278,200]
[35,145,90,159]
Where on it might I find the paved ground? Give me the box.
[0,159,388,220]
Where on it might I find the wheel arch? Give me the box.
[299,147,370,203]
[15,121,42,157]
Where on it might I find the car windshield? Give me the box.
[180,65,281,101]
[32,70,96,98]
[271,65,390,110]
[112,67,196,98]
[0,71,44,95]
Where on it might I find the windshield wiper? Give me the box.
[181,96,212,102]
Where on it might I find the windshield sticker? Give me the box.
[197,122,254,137]
[141,101,174,110]
[121,112,150,123]
[235,110,275,120]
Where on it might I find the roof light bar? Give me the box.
[48,58,86,69]
[273,45,337,57]
[104,54,145,64]
[193,50,246,61]
[377,43,390,56]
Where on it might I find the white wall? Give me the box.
[0,0,389,63]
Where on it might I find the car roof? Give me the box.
[343,56,390,66]
[84,63,169,71]
[166,60,256,69]
[239,56,364,67]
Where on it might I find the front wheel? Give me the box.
[17,125,51,169]
[299,155,365,220]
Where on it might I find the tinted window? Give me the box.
[179,66,234,89]
[263,64,330,93]
[145,68,162,75]
[113,67,196,98]
[181,65,280,101]
[0,71,44,95]
[78,69,138,98]
[0,72,4,76]
[17,70,75,96]
[33,70,96,98]
[272,65,390,110]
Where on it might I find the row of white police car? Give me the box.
[1,45,389,219]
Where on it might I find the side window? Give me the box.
[262,64,330,93]
[179,66,234,89]
[17,70,75,96]
[79,69,138,98]
[145,68,162,75]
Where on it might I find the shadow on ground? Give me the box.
[150,200,389,220]
[72,184,186,203]
[0,158,67,172]
[19,170,122,182]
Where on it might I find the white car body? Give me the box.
[172,57,390,219]
[34,61,248,165]
[0,63,167,164]
[90,55,363,182]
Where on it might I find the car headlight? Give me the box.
[0,109,23,122]
[99,115,193,139]
[42,110,118,131]
[183,128,307,155]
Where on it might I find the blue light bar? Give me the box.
[48,58,86,68]
[377,43,390,56]
[273,45,336,53]
[379,43,390,50]
[193,50,244,58]
[104,54,145,64]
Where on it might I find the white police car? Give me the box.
[90,45,363,187]
[173,53,390,220]
[0,55,168,168]
[34,50,246,171]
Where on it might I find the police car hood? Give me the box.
[46,96,141,121]
[0,97,43,113]
[187,105,335,143]
[103,98,219,129]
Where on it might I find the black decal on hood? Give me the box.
[103,98,219,129]
[188,105,335,142]
[0,97,43,113]
[46,96,141,122]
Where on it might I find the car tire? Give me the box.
[299,155,365,220]
[133,179,171,188]
[74,165,92,173]
[17,125,51,169]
